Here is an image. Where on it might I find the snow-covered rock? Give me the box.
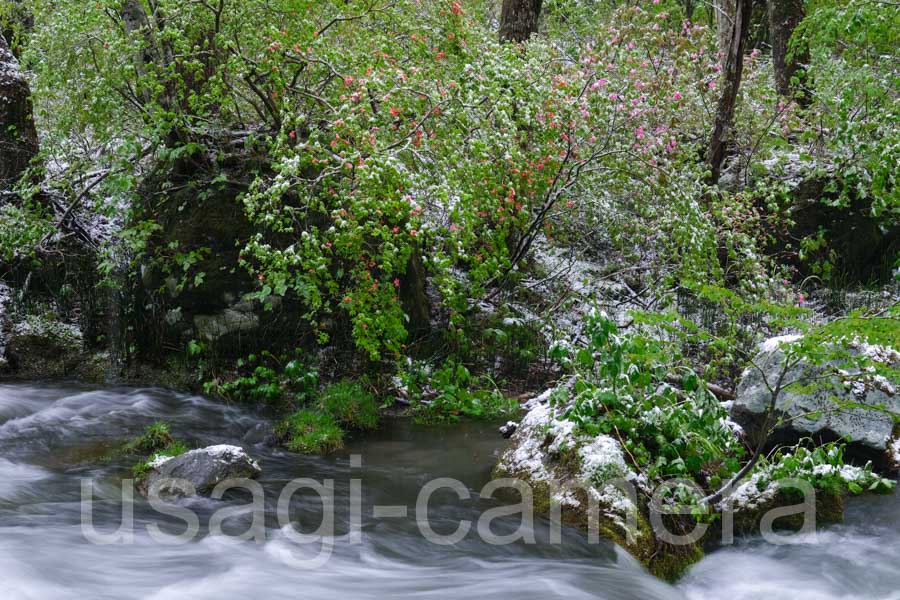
[141,445,262,498]
[731,336,900,470]
[495,392,644,530]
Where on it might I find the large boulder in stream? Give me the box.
[731,336,900,471]
[494,393,702,581]
[141,445,262,498]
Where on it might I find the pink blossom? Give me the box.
[672,92,682,101]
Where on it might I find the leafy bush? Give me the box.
[558,312,745,487]
[204,353,318,406]
[413,361,518,423]
[275,410,344,454]
[551,309,897,509]
[0,202,53,264]
[319,380,379,430]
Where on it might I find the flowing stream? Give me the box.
[0,384,897,600]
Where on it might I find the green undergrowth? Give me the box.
[274,410,344,454]
[400,360,519,424]
[200,338,524,453]
[320,380,380,430]
[510,309,897,578]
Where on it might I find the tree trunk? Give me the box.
[714,0,737,59]
[0,33,38,189]
[707,0,753,185]
[499,0,543,43]
[768,0,808,100]
[400,251,432,341]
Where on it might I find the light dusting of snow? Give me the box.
[760,334,802,353]
[148,454,174,469]
[850,339,900,366]
[200,444,255,466]
[725,472,778,510]
[890,438,900,466]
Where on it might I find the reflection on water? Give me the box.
[0,384,896,599]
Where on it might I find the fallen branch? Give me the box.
[664,373,735,401]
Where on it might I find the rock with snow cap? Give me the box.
[142,444,262,498]
[731,335,900,471]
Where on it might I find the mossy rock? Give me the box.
[724,489,845,538]
[3,315,84,379]
[491,463,705,582]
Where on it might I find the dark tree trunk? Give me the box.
[768,0,808,100]
[499,0,543,43]
[707,0,753,185]
[0,33,38,189]
[399,251,432,340]
[682,0,696,21]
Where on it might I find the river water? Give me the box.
[0,384,897,600]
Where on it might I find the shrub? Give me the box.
[319,380,379,431]
[204,353,319,407]
[413,361,519,423]
[275,410,344,454]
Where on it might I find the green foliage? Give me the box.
[275,409,344,454]
[319,380,379,430]
[796,1,898,220]
[410,361,518,423]
[559,311,744,485]
[131,440,189,482]
[0,201,53,264]
[760,442,895,497]
[122,421,176,455]
[551,308,898,510]
[203,352,319,406]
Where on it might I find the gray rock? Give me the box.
[731,336,900,469]
[142,444,262,498]
[2,314,85,379]
[193,309,259,341]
